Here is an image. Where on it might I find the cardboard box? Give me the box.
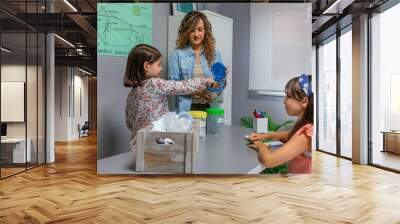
[384,132,400,154]
[136,123,199,174]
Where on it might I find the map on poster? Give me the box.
[97,3,152,57]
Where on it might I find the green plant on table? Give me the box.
[266,114,295,132]
[240,116,253,129]
[240,115,295,132]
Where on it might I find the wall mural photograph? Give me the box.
[96,3,313,175]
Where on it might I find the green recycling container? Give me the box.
[206,108,224,135]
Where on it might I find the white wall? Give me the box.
[1,65,25,127]
[72,72,89,138]
[1,63,46,164]
[1,65,36,137]
[55,66,89,141]
[1,65,26,140]
[1,65,26,81]
[1,82,25,122]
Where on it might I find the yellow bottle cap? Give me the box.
[189,111,207,119]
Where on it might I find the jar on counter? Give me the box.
[189,111,207,138]
[206,108,225,135]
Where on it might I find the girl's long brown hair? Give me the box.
[176,11,216,68]
[123,44,161,88]
[285,76,314,139]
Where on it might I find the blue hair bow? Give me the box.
[298,74,312,96]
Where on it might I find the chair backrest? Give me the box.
[82,121,90,129]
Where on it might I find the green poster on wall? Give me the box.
[97,3,152,57]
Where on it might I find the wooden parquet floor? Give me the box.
[1,134,400,224]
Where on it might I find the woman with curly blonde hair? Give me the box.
[169,11,224,112]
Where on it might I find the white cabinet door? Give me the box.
[167,14,185,60]
[248,3,312,94]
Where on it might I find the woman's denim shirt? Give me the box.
[168,46,223,113]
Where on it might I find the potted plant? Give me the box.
[240,115,294,131]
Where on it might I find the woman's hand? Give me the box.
[249,133,265,142]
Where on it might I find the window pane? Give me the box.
[27,31,38,169]
[340,29,352,158]
[318,37,337,154]
[371,3,400,171]
[1,30,28,177]
[38,32,45,165]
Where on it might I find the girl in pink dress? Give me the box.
[249,74,314,173]
[124,44,214,152]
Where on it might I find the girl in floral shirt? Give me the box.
[124,44,213,152]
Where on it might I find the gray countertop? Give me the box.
[98,125,261,174]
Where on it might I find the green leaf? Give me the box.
[260,163,288,174]
[275,120,295,131]
[266,114,295,131]
[240,114,294,131]
[240,116,253,129]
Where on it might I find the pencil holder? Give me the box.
[253,118,268,133]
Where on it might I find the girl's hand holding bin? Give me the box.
[248,140,271,152]
[202,77,216,99]
[203,77,215,85]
